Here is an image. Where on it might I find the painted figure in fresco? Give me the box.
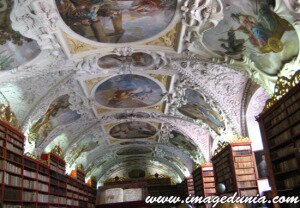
[57,0,176,43]
[56,0,124,42]
[130,0,164,15]
[230,4,293,53]
[98,53,153,69]
[219,30,246,56]
[110,122,156,139]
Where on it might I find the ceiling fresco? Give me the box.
[0,0,299,185]
[203,0,299,75]
[116,146,153,156]
[94,74,165,108]
[109,121,157,139]
[0,0,40,71]
[169,131,204,164]
[56,0,177,43]
[178,89,225,135]
[28,94,81,147]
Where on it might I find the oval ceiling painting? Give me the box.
[95,74,164,108]
[117,146,152,156]
[99,52,154,69]
[202,0,298,75]
[56,0,177,43]
[110,121,157,139]
[178,89,225,135]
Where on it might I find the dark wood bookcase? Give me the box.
[212,141,259,197]
[193,164,216,208]
[0,119,96,208]
[180,176,195,197]
[0,119,25,207]
[257,82,300,208]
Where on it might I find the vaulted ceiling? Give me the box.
[0,0,299,185]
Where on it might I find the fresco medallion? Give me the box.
[98,52,154,69]
[110,121,157,139]
[202,0,298,75]
[95,74,164,108]
[56,0,177,43]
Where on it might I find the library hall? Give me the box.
[0,0,299,208]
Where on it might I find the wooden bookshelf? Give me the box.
[179,176,195,197]
[0,119,96,208]
[212,141,259,197]
[192,164,216,208]
[0,119,25,208]
[257,82,300,208]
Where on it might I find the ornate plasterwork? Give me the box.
[64,33,97,55]
[10,0,61,55]
[177,0,224,55]
[168,58,247,135]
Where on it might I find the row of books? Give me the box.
[263,104,285,123]
[24,158,38,169]
[215,167,231,177]
[232,150,252,156]
[6,151,22,164]
[204,182,215,188]
[6,142,23,155]
[234,161,254,168]
[213,160,230,172]
[240,189,258,196]
[6,161,22,174]
[234,155,252,162]
[235,168,255,175]
[205,188,216,194]
[273,158,298,173]
[237,181,257,188]
[23,191,38,202]
[292,122,300,136]
[270,144,295,159]
[0,131,5,138]
[215,174,232,183]
[286,102,300,116]
[3,187,22,200]
[203,177,214,183]
[285,90,300,106]
[232,145,251,151]
[4,172,22,187]
[6,135,23,148]
[269,129,291,148]
[24,169,37,178]
[277,174,300,189]
[7,130,23,142]
[0,139,4,147]
[289,109,300,124]
[236,174,256,181]
[38,172,49,182]
[67,183,80,192]
[67,199,79,206]
[266,119,289,138]
[263,110,286,129]
[202,171,214,177]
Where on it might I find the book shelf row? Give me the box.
[0,119,97,208]
[258,81,300,208]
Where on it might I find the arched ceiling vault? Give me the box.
[0,0,299,183]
